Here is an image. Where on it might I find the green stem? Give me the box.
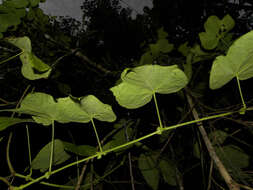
[26,125,32,176]
[91,118,103,153]
[153,93,163,128]
[0,51,23,65]
[17,111,236,189]
[0,176,11,187]
[48,121,55,176]
[236,76,246,110]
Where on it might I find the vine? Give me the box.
[0,2,253,189]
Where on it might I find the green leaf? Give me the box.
[157,27,168,39]
[32,139,71,172]
[178,42,190,57]
[159,160,177,186]
[6,36,31,52]
[199,14,235,50]
[150,39,174,56]
[138,154,159,190]
[80,95,116,122]
[210,31,253,89]
[5,93,116,125]
[215,145,250,169]
[0,12,22,32]
[6,37,52,80]
[9,92,91,125]
[110,65,188,109]
[140,51,153,65]
[63,142,96,157]
[29,0,40,7]
[0,117,34,131]
[3,0,29,8]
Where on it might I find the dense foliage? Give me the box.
[0,0,253,190]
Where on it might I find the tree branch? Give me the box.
[186,93,240,190]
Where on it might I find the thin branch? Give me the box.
[207,160,214,190]
[73,50,117,77]
[186,93,240,190]
[74,163,88,190]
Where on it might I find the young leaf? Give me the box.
[110,65,188,109]
[6,36,31,52]
[210,31,253,89]
[150,39,174,56]
[199,14,235,50]
[0,117,34,131]
[31,139,71,172]
[5,36,52,80]
[138,154,159,190]
[159,160,177,186]
[20,52,52,80]
[157,27,168,39]
[80,95,116,122]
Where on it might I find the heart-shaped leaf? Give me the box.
[32,139,71,172]
[199,14,235,50]
[9,92,91,125]
[6,92,116,125]
[80,95,116,122]
[0,117,34,131]
[210,31,253,89]
[110,65,188,109]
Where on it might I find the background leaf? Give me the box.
[31,139,71,172]
[159,159,177,186]
[63,142,97,157]
[138,154,159,190]
[215,145,250,169]
[199,14,235,50]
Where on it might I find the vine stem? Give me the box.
[153,93,163,128]
[0,51,23,65]
[17,110,236,189]
[91,118,103,153]
[186,93,239,190]
[236,76,246,110]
